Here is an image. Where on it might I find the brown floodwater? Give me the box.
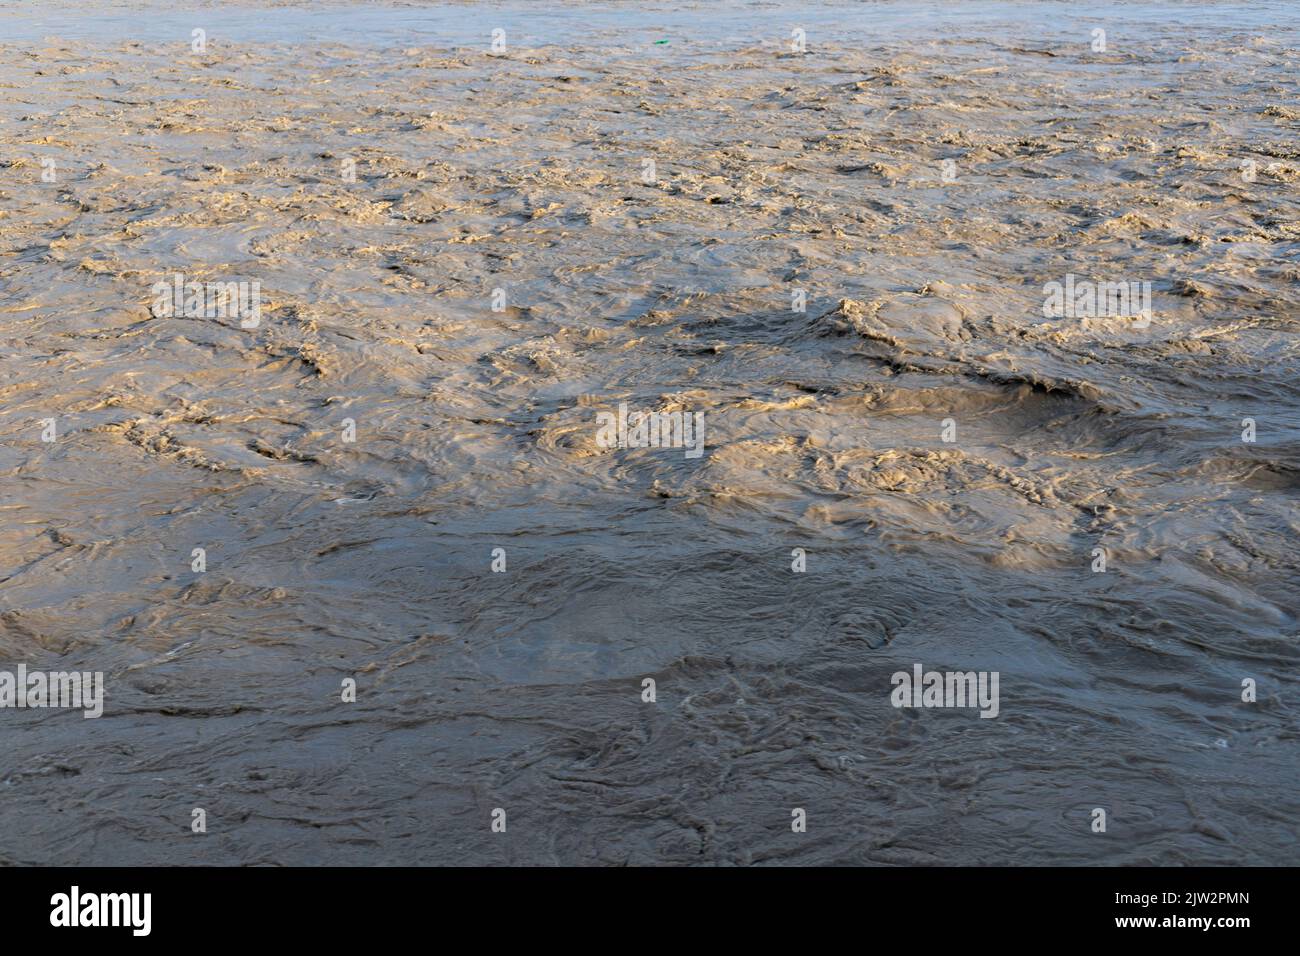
[0,0,1297,865]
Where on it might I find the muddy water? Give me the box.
[0,1,1297,865]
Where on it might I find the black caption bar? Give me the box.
[0,866,1281,943]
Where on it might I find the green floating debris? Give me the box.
[654,39,670,45]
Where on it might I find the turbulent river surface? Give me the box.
[1,0,1297,865]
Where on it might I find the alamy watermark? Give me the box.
[890,663,999,718]
[150,273,262,328]
[0,665,103,718]
[1043,273,1151,327]
[595,402,705,458]
[50,887,150,936]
